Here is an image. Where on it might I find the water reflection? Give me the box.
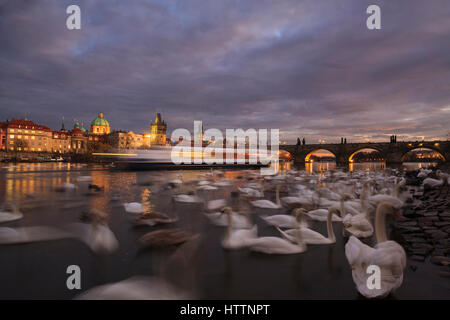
[0,161,447,299]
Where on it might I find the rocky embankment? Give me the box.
[394,168,450,278]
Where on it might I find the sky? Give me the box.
[1,0,449,143]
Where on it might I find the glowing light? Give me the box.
[92,153,138,156]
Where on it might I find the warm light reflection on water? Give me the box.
[0,161,447,299]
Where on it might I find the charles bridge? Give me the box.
[280,140,450,165]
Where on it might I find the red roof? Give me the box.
[5,119,51,131]
[71,128,84,135]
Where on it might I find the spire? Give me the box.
[61,116,66,131]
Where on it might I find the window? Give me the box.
[31,148,34,151]
[38,148,41,151]
[9,147,13,151]
[25,136,28,140]
[9,141,13,145]
[25,130,29,133]
[31,131,35,134]
[9,129,14,133]
[9,135,14,139]
[31,136,35,140]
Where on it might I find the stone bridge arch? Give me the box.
[280,140,449,165]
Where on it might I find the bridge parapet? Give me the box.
[280,140,449,164]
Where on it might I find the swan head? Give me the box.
[293,208,306,221]
[221,206,233,214]
[341,193,352,201]
[377,201,402,219]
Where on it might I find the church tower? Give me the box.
[150,112,167,145]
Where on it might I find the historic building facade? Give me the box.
[90,112,111,135]
[150,113,167,146]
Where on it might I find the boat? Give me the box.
[94,146,273,170]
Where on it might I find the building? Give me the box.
[150,112,167,146]
[90,112,111,135]
[108,131,149,150]
[1,118,53,152]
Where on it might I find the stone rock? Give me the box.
[430,256,450,266]
[410,255,425,262]
[437,271,450,278]
[431,230,448,240]
[434,221,450,227]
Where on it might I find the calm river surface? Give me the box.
[0,161,447,299]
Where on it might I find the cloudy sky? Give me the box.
[1,0,449,143]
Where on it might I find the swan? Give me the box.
[0,226,72,244]
[205,199,227,212]
[221,207,257,249]
[345,202,406,299]
[77,175,92,182]
[204,208,252,228]
[342,213,374,238]
[422,177,444,188]
[417,170,431,178]
[124,202,144,214]
[132,212,177,227]
[0,203,23,223]
[246,215,307,254]
[277,207,337,245]
[139,228,199,248]
[261,209,309,228]
[251,185,282,209]
[246,232,307,254]
[368,194,403,209]
[70,222,119,254]
[75,276,192,300]
[173,194,203,203]
[304,208,342,222]
[238,187,263,198]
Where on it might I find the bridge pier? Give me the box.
[281,140,449,165]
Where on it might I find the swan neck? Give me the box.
[327,209,335,241]
[275,185,280,206]
[375,204,388,243]
[340,199,346,218]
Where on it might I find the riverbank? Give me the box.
[395,168,450,278]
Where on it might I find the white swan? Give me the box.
[422,177,443,188]
[238,187,263,198]
[0,226,72,244]
[342,213,374,238]
[345,201,406,299]
[70,222,119,254]
[0,203,23,223]
[221,207,257,249]
[75,276,192,300]
[124,202,144,214]
[246,215,307,254]
[251,185,282,209]
[277,207,337,245]
[204,208,252,228]
[368,194,403,209]
[173,194,203,203]
[261,214,298,228]
[205,199,227,212]
[304,208,342,222]
[246,233,307,254]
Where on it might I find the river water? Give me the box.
[0,161,447,299]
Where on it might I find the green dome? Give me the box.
[91,112,110,127]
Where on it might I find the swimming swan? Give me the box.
[345,201,406,299]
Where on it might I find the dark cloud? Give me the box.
[1,0,449,143]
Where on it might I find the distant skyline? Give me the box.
[1,0,450,143]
